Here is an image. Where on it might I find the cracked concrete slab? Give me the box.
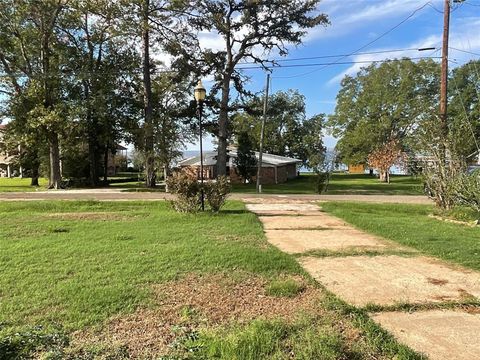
[246,203,321,213]
[371,310,480,360]
[259,215,349,230]
[248,210,324,216]
[300,255,480,306]
[265,229,388,254]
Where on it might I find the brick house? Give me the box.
[178,150,301,184]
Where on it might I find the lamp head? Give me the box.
[194,80,206,102]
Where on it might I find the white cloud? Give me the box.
[327,16,480,86]
[306,0,443,42]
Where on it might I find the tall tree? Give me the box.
[61,0,136,186]
[151,73,196,183]
[186,0,328,176]
[448,60,480,162]
[234,131,256,183]
[141,0,156,187]
[232,90,325,167]
[329,59,440,166]
[122,0,193,188]
[0,0,69,188]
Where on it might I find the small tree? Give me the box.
[368,139,406,183]
[234,131,257,184]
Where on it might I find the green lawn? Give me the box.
[0,177,48,192]
[0,201,420,359]
[322,202,480,271]
[231,173,423,195]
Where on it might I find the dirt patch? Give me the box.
[371,310,480,360]
[301,255,480,306]
[43,212,136,221]
[427,277,449,286]
[73,273,324,358]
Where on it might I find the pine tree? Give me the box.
[234,132,257,184]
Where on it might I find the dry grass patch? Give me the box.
[72,273,324,358]
[43,212,139,221]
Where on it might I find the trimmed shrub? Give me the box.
[166,172,201,213]
[204,176,231,212]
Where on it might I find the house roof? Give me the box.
[178,150,302,167]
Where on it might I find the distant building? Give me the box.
[105,144,128,176]
[178,150,301,184]
[347,163,366,174]
[0,124,22,178]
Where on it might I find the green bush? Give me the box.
[204,176,231,212]
[313,171,330,194]
[166,172,202,213]
[166,173,231,213]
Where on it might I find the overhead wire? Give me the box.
[237,56,442,70]
[270,1,436,79]
[238,47,439,65]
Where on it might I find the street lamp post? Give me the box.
[194,80,206,211]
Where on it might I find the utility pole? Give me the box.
[439,0,450,145]
[256,72,270,193]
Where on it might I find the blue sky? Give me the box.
[193,0,480,151]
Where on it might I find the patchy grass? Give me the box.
[321,202,480,271]
[0,201,300,334]
[0,200,424,359]
[266,277,306,298]
[0,177,48,192]
[432,206,480,223]
[230,173,423,195]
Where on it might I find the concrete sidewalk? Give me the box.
[245,200,480,360]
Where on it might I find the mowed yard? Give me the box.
[0,178,49,192]
[231,173,423,195]
[321,202,480,272]
[0,201,420,359]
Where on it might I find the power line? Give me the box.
[450,47,480,57]
[238,47,439,65]
[464,1,480,7]
[237,56,441,70]
[272,1,435,79]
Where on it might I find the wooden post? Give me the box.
[439,0,450,162]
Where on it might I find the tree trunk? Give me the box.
[217,75,231,177]
[31,152,40,186]
[87,115,100,187]
[103,145,109,184]
[48,132,62,189]
[142,0,155,188]
[164,165,169,192]
[41,21,62,189]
